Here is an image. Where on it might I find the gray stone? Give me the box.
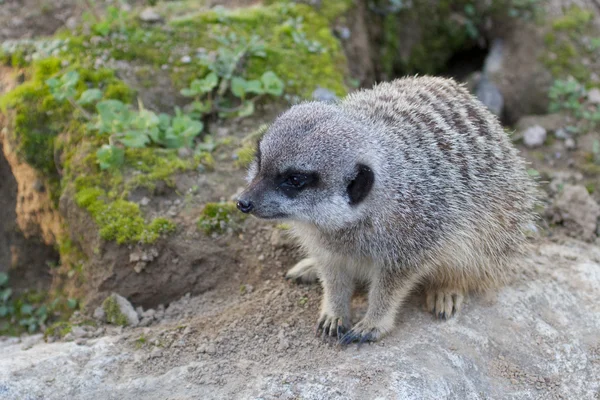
[105,293,140,327]
[522,125,547,148]
[587,88,600,104]
[93,306,106,322]
[475,74,504,117]
[565,137,576,150]
[553,185,600,241]
[139,8,163,23]
[312,87,338,103]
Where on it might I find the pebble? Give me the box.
[150,348,163,358]
[139,8,163,23]
[565,137,576,150]
[140,197,150,206]
[180,55,192,64]
[523,125,547,148]
[312,87,338,103]
[587,88,600,104]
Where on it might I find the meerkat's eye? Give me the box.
[283,174,307,189]
[277,171,318,197]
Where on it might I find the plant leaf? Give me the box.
[237,101,255,117]
[244,80,263,94]
[0,272,8,287]
[78,89,103,105]
[231,77,247,98]
[0,288,12,302]
[96,144,125,170]
[20,304,33,315]
[260,71,284,96]
[119,130,150,148]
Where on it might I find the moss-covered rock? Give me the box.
[102,293,139,326]
[0,0,351,316]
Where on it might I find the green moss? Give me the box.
[197,201,247,234]
[171,3,347,97]
[543,6,599,84]
[44,321,72,339]
[102,295,128,326]
[235,123,268,168]
[75,187,176,244]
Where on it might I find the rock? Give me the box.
[102,293,140,327]
[565,137,576,150]
[475,74,503,117]
[522,125,547,148]
[180,55,192,64]
[140,197,150,206]
[142,309,156,319]
[554,127,568,139]
[136,306,144,318]
[553,185,600,241]
[334,26,351,40]
[177,148,192,159]
[138,317,153,327]
[516,114,564,135]
[312,87,338,103]
[65,16,78,30]
[482,39,503,76]
[71,327,87,339]
[93,306,106,322]
[150,348,163,358]
[588,88,600,104]
[139,8,163,23]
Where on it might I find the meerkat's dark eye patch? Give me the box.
[277,171,319,198]
[347,164,374,205]
[255,139,262,170]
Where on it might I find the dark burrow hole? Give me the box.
[0,148,58,294]
[440,43,490,83]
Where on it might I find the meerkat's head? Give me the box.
[236,102,377,231]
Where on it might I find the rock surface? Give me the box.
[522,125,547,148]
[552,185,600,241]
[1,237,599,399]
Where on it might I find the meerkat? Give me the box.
[236,76,537,345]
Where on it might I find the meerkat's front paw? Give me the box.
[338,319,390,346]
[315,312,351,339]
[285,257,319,284]
[425,289,464,320]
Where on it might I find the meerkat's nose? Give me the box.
[236,199,254,213]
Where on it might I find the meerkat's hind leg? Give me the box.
[285,257,320,284]
[425,288,464,320]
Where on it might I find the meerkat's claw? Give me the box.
[425,289,464,320]
[337,320,384,347]
[315,314,349,339]
[286,258,319,284]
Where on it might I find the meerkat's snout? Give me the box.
[236,198,254,213]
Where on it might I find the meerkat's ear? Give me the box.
[347,164,374,205]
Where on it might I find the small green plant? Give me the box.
[181,34,285,119]
[46,70,99,119]
[0,272,78,335]
[548,78,600,133]
[197,202,246,234]
[90,100,203,169]
[82,5,129,37]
